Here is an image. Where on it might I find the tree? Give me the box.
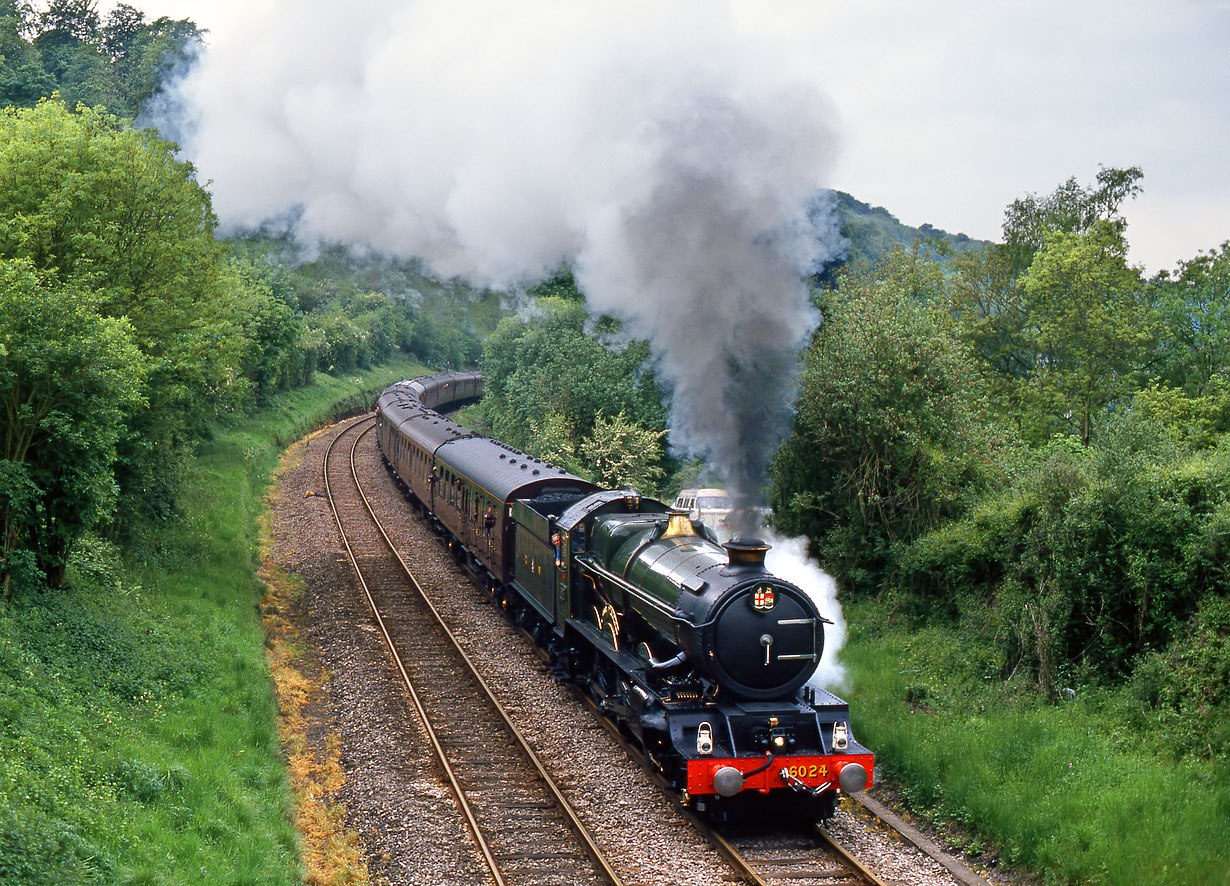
[0,259,144,591]
[481,296,667,457]
[32,0,99,83]
[0,57,55,108]
[0,2,201,117]
[0,99,245,524]
[576,411,666,492]
[1016,221,1154,444]
[0,0,54,107]
[1002,165,1143,274]
[101,2,142,61]
[0,0,35,36]
[118,15,203,117]
[771,248,1001,593]
[221,259,310,403]
[1152,241,1230,397]
[950,168,1158,442]
[36,0,98,42]
[947,245,1027,391]
[51,38,123,110]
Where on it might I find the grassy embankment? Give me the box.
[842,597,1229,886]
[0,359,423,886]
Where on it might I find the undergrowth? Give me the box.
[0,361,420,885]
[843,596,1230,885]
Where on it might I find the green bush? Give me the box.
[1126,593,1230,758]
[479,296,671,493]
[897,419,1230,693]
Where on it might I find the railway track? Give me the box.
[711,820,894,886]
[323,416,625,886]
[325,411,989,886]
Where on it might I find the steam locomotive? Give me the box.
[375,372,873,820]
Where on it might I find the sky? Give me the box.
[108,0,1229,273]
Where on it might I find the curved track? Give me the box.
[329,410,985,886]
[323,416,625,886]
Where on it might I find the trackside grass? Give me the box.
[843,598,1230,886]
[0,361,422,886]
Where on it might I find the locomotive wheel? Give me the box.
[547,641,577,682]
[579,649,611,710]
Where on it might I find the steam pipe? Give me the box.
[743,752,775,779]
[648,651,688,671]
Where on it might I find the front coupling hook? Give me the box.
[779,768,832,798]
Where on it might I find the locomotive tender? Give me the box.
[375,372,873,819]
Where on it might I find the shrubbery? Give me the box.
[899,419,1229,697]
[1126,592,1230,758]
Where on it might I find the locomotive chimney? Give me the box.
[722,538,770,569]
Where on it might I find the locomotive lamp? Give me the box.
[697,722,714,755]
[766,717,793,750]
[833,721,849,750]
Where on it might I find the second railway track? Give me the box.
[323,416,624,886]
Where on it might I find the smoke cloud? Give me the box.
[165,0,846,501]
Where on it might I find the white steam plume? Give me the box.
[763,533,847,692]
[164,1,846,502]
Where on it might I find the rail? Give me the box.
[323,415,625,886]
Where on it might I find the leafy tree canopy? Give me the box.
[577,411,666,491]
[1015,220,1155,444]
[0,99,254,533]
[1001,165,1142,274]
[0,99,241,411]
[480,295,670,494]
[771,247,1003,593]
[1152,240,1230,397]
[0,258,144,590]
[1,0,201,116]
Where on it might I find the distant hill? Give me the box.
[830,190,992,272]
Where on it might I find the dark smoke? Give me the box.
[165,0,847,500]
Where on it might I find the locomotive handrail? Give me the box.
[574,556,680,620]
